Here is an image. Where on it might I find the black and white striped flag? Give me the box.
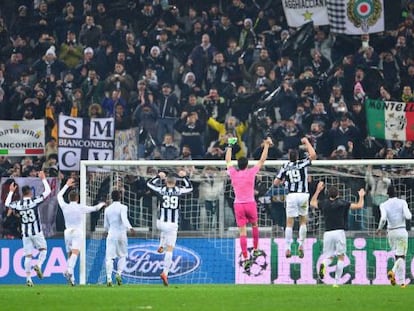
[327,0,384,34]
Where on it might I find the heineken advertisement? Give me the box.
[236,238,414,285]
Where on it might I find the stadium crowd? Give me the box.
[1,0,414,234]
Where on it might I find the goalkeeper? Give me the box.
[226,136,272,274]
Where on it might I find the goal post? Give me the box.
[79,159,414,285]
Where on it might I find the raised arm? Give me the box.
[310,181,324,209]
[178,170,193,194]
[39,171,51,198]
[57,178,75,207]
[5,182,18,208]
[350,188,366,210]
[257,137,273,169]
[225,138,236,167]
[147,172,165,193]
[301,137,317,161]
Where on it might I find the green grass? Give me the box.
[0,284,413,311]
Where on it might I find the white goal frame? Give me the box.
[79,159,414,285]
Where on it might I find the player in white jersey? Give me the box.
[57,177,106,286]
[104,190,134,286]
[5,171,51,287]
[376,185,412,288]
[274,137,316,258]
[147,170,193,286]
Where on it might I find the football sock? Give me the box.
[118,256,126,275]
[298,225,307,246]
[240,235,248,259]
[24,256,31,276]
[67,254,78,275]
[252,226,259,250]
[38,249,47,268]
[394,258,404,284]
[335,259,344,284]
[159,232,165,248]
[163,251,173,275]
[285,227,293,251]
[106,258,114,281]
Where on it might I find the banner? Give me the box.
[327,0,384,34]
[58,116,114,171]
[114,128,138,160]
[282,0,329,27]
[0,177,59,238]
[365,99,414,141]
[236,238,414,285]
[0,120,45,156]
[0,240,69,284]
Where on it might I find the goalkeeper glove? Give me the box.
[227,137,237,148]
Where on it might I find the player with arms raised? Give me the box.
[376,185,412,288]
[226,136,272,274]
[147,170,193,286]
[311,181,365,287]
[274,137,316,258]
[5,171,51,286]
[57,177,106,286]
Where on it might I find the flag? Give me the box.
[0,120,45,156]
[281,22,315,57]
[365,99,414,141]
[327,0,384,34]
[282,0,329,27]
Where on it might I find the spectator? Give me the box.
[159,133,180,160]
[82,69,104,107]
[59,30,83,69]
[114,103,131,130]
[101,90,126,117]
[207,115,248,159]
[104,62,134,102]
[202,88,228,123]
[156,83,180,143]
[329,115,362,157]
[174,111,205,159]
[212,14,239,53]
[187,33,217,87]
[32,46,67,81]
[79,15,102,48]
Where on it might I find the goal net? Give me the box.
[80,159,414,285]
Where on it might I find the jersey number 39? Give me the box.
[162,195,179,209]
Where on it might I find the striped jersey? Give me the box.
[5,179,51,237]
[378,197,412,230]
[276,157,311,193]
[147,176,193,224]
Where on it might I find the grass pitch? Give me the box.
[0,284,413,311]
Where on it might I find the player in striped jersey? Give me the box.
[147,170,193,286]
[376,185,412,288]
[5,171,51,287]
[104,190,135,286]
[274,137,316,258]
[57,177,106,286]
